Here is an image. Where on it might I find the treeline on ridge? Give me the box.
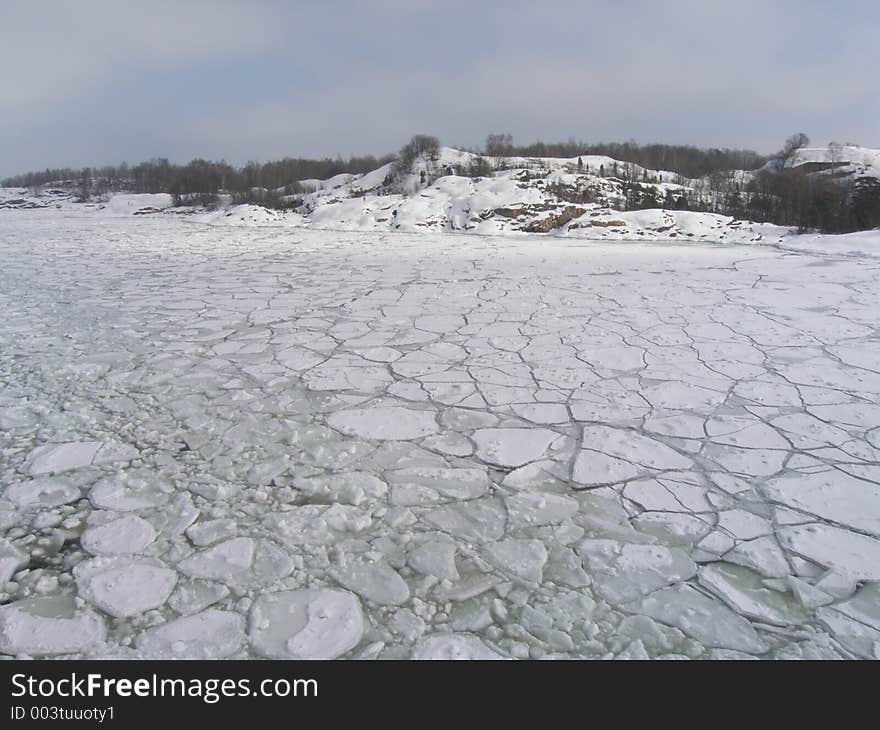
[1,134,772,203]
[1,155,394,208]
[482,133,768,178]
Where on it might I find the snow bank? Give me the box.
[103,193,173,215]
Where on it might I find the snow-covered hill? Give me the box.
[3,145,879,248]
[788,145,880,179]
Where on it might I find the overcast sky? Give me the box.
[2,0,878,175]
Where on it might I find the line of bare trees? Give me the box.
[2,154,394,207]
[671,134,880,233]
[611,165,880,234]
[484,132,768,179]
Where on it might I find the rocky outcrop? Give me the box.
[523,206,586,233]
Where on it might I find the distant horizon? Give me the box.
[4,133,875,182]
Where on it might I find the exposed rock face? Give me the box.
[523,206,587,233]
[570,218,628,229]
[492,206,525,219]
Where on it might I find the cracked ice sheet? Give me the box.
[1,212,880,660]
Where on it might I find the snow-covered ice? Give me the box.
[74,558,177,618]
[412,633,506,660]
[249,589,364,659]
[2,210,880,659]
[136,609,245,659]
[81,514,157,555]
[0,596,106,656]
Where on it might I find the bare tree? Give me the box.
[77,168,91,202]
[779,132,810,166]
[393,135,440,176]
[828,141,843,178]
[485,133,513,157]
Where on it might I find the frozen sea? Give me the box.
[1,212,880,659]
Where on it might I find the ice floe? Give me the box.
[2,213,880,660]
[249,589,364,659]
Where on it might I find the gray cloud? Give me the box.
[2,0,877,175]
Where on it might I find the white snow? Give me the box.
[412,633,506,660]
[789,145,880,178]
[778,524,880,581]
[177,538,255,581]
[74,558,177,617]
[387,466,489,501]
[763,471,880,537]
[25,442,102,475]
[483,538,548,584]
[698,563,808,627]
[0,539,28,587]
[407,539,459,580]
[472,428,560,467]
[4,476,81,508]
[328,406,439,440]
[24,440,138,475]
[627,584,769,654]
[81,514,157,555]
[330,559,411,606]
[135,609,245,658]
[0,596,106,656]
[249,589,364,659]
[504,491,579,527]
[102,193,174,215]
[89,471,171,511]
[580,541,697,604]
